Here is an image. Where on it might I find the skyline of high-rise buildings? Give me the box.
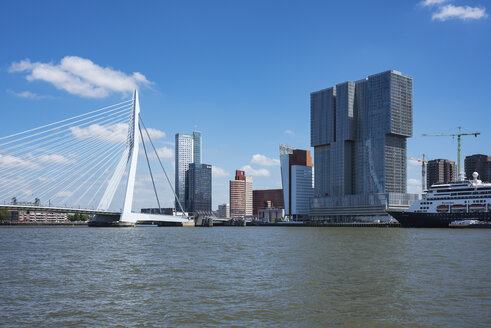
[170,71,486,220]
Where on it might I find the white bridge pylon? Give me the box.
[98,90,188,224]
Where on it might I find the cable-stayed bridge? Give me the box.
[0,91,191,226]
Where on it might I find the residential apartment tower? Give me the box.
[310,70,418,221]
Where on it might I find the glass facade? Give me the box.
[279,145,314,218]
[193,131,202,165]
[175,132,203,210]
[310,70,416,220]
[185,163,212,213]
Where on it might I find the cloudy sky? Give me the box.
[0,0,489,210]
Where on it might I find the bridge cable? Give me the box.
[0,105,132,152]
[64,143,128,206]
[72,152,122,208]
[38,140,126,204]
[0,113,131,178]
[0,100,132,141]
[139,114,186,217]
[0,136,127,199]
[0,125,129,196]
[138,123,162,212]
[0,103,132,148]
[33,143,126,204]
[0,98,138,209]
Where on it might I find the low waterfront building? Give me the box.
[252,189,284,216]
[16,210,68,223]
[258,207,285,222]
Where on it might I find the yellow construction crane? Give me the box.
[422,126,480,177]
[408,154,427,192]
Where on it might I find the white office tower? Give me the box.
[279,144,314,220]
[175,132,201,210]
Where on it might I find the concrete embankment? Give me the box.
[247,222,401,228]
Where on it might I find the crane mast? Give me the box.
[409,154,427,192]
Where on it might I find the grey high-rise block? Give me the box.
[310,70,418,221]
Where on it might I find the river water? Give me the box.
[0,226,489,327]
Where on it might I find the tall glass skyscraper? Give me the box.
[175,131,202,211]
[310,70,418,221]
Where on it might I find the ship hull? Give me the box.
[387,211,491,228]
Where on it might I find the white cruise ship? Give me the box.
[387,172,491,227]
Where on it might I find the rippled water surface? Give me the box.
[0,226,490,327]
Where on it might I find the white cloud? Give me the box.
[71,123,166,143]
[8,90,51,100]
[241,165,270,177]
[71,123,128,143]
[38,154,74,164]
[408,159,422,168]
[212,166,230,178]
[407,178,422,194]
[146,128,166,139]
[421,0,449,6]
[0,154,39,169]
[284,129,295,136]
[134,176,153,187]
[432,4,487,21]
[9,56,151,98]
[156,146,174,160]
[251,154,280,166]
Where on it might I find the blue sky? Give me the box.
[0,0,490,210]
